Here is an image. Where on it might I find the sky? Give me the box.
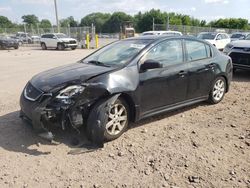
[0,0,249,24]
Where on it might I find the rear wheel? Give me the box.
[233,68,237,74]
[71,47,77,50]
[14,45,19,49]
[57,43,65,50]
[41,43,47,50]
[208,77,226,104]
[104,98,129,141]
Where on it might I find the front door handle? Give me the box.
[178,70,187,77]
[207,63,216,68]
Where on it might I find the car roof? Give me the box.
[199,32,229,35]
[142,30,182,35]
[125,35,199,42]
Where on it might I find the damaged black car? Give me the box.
[20,35,233,146]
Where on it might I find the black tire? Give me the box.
[103,98,129,141]
[233,68,237,74]
[14,45,19,49]
[71,47,77,50]
[208,76,226,104]
[57,43,65,50]
[41,43,47,50]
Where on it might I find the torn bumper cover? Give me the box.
[19,83,119,147]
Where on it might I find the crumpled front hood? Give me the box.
[231,40,250,48]
[30,62,115,92]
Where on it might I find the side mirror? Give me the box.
[140,59,162,71]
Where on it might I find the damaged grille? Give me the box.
[229,52,250,66]
[24,82,43,101]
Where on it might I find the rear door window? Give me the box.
[185,40,211,61]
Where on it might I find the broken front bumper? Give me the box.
[20,87,119,147]
[20,91,55,133]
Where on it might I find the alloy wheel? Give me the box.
[106,103,128,136]
[212,79,225,102]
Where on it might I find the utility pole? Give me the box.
[166,16,170,31]
[153,17,155,31]
[54,0,60,33]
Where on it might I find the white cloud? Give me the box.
[0,6,12,13]
[11,0,53,5]
[204,0,229,4]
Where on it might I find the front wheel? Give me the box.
[57,43,65,50]
[208,77,226,104]
[104,98,129,141]
[41,43,47,50]
[71,47,77,50]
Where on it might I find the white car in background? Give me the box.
[197,32,230,50]
[40,33,77,50]
[142,30,182,36]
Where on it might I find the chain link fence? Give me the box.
[154,24,249,35]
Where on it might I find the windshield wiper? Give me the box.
[85,60,111,67]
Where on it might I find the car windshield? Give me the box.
[197,33,216,40]
[231,34,243,38]
[82,39,153,66]
[245,35,250,40]
[55,34,67,38]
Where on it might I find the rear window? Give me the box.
[197,33,216,40]
[231,33,244,38]
[186,40,211,61]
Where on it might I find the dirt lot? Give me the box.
[0,47,249,188]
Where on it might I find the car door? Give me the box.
[50,34,58,48]
[139,39,189,114]
[45,34,55,47]
[42,34,51,47]
[185,39,215,99]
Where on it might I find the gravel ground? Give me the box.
[0,47,249,188]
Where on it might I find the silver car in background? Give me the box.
[223,35,250,71]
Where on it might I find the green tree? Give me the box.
[39,19,52,28]
[181,15,191,25]
[103,12,133,33]
[209,18,248,30]
[21,14,39,26]
[60,16,78,27]
[80,12,111,32]
[135,9,166,32]
[0,16,13,28]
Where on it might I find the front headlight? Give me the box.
[56,85,85,99]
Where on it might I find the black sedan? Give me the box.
[0,35,19,49]
[20,36,233,146]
